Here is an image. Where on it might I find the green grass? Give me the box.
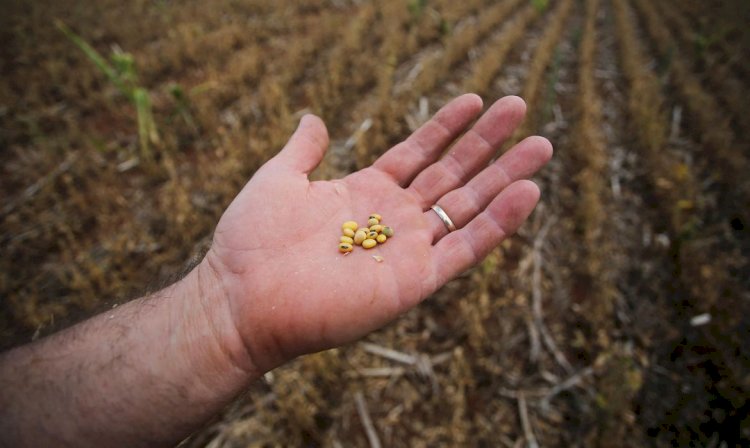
[532,0,549,13]
[56,20,159,160]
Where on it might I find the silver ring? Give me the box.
[431,205,456,232]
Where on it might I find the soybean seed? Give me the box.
[370,224,383,233]
[376,234,387,244]
[367,231,378,239]
[343,228,355,238]
[382,226,394,237]
[342,221,358,232]
[369,213,382,221]
[339,243,353,253]
[340,236,354,244]
[367,218,379,227]
[362,239,377,249]
[354,230,367,245]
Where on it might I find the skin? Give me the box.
[0,94,552,447]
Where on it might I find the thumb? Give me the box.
[275,114,329,175]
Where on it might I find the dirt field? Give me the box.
[2,0,749,446]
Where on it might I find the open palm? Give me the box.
[207,94,553,371]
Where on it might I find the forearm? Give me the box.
[0,260,259,447]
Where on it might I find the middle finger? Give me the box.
[406,95,526,209]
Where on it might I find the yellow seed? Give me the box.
[343,228,355,238]
[382,226,394,237]
[338,243,353,253]
[340,236,354,244]
[376,234,387,244]
[367,231,378,239]
[369,213,382,221]
[342,221,358,232]
[354,230,367,245]
[368,218,379,226]
[370,224,383,233]
[362,239,377,249]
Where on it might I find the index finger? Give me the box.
[372,94,483,186]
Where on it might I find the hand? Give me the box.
[0,94,550,448]
[206,94,553,372]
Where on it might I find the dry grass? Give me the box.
[355,0,523,167]
[413,0,525,96]
[464,4,540,95]
[2,0,749,446]
[512,0,574,143]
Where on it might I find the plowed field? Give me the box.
[2,0,748,445]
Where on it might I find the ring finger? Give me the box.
[425,136,553,242]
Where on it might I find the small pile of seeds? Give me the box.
[338,213,394,253]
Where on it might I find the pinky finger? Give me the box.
[431,180,541,284]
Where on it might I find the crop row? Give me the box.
[353,0,530,167]
[631,0,747,196]
[628,0,749,382]
[677,0,750,83]
[614,0,699,233]
[464,3,541,96]
[572,0,615,328]
[512,0,574,143]
[651,2,750,136]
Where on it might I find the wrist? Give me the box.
[202,247,296,374]
[177,256,261,386]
